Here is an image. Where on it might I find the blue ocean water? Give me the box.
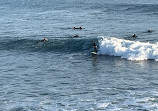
[1,0,158,110]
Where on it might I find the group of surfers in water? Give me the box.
[132,29,153,38]
[73,26,82,38]
[40,26,98,53]
[40,27,153,53]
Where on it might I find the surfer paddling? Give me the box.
[73,27,82,29]
[73,35,79,37]
[41,38,48,42]
[132,34,137,38]
[147,29,152,33]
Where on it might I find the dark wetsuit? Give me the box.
[92,42,97,52]
[73,27,82,29]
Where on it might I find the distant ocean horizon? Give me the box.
[1,0,158,110]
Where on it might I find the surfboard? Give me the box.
[91,52,97,55]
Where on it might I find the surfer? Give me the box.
[147,29,152,33]
[73,35,79,37]
[79,27,82,29]
[73,27,82,29]
[92,41,98,52]
[132,34,137,38]
[41,38,48,42]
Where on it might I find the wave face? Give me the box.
[0,38,95,53]
[98,37,158,61]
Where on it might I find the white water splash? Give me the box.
[98,37,158,61]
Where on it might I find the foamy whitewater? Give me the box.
[1,0,158,111]
[99,37,158,61]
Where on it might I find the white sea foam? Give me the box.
[98,37,158,61]
[97,102,110,108]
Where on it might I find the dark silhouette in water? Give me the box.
[73,35,79,37]
[41,38,48,42]
[132,34,137,38]
[147,29,153,33]
[92,41,98,52]
[73,27,82,29]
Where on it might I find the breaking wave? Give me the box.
[98,37,158,61]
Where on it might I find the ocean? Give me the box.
[1,0,158,110]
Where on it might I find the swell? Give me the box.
[100,3,158,15]
[0,38,98,53]
[121,4,158,15]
